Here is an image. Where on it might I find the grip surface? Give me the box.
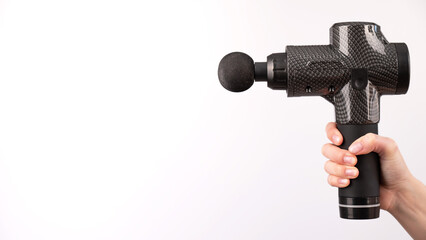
[336,124,380,219]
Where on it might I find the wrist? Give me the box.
[388,175,424,216]
[387,176,426,239]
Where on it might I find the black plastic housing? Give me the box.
[337,123,380,219]
[394,43,410,94]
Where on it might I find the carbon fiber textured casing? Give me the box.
[286,22,400,124]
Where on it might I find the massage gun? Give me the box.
[218,22,410,219]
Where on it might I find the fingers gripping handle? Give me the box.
[336,124,380,219]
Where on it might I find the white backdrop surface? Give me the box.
[0,0,425,239]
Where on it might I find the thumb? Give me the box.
[348,133,401,160]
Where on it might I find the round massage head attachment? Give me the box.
[218,52,255,92]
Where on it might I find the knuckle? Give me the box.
[327,175,335,186]
[325,122,336,136]
[324,161,330,172]
[321,144,328,156]
[325,122,333,132]
[337,165,346,176]
[386,137,399,154]
[338,151,347,163]
[364,133,377,144]
[360,133,377,152]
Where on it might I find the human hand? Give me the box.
[321,122,414,212]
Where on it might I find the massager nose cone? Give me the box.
[218,52,255,92]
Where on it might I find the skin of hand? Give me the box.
[322,122,426,239]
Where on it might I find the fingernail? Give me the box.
[349,142,362,154]
[338,178,349,185]
[343,155,356,165]
[332,135,340,144]
[345,169,357,177]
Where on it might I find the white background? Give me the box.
[0,0,425,239]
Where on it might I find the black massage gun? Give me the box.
[217,22,410,219]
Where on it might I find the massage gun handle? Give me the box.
[336,123,380,219]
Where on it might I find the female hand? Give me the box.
[322,122,426,239]
[321,122,413,211]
